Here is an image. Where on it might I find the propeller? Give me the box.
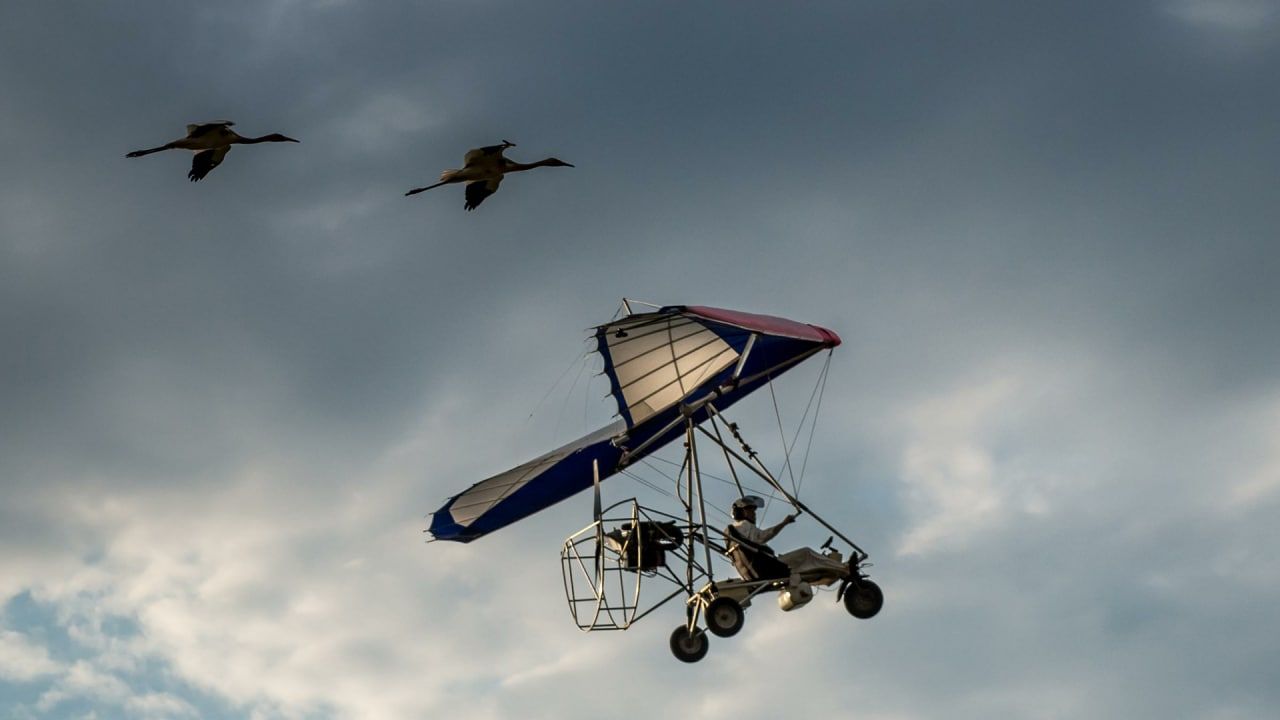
[591,460,605,583]
[593,458,603,523]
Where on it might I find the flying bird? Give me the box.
[125,121,299,182]
[405,140,574,210]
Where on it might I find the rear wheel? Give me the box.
[669,625,709,663]
[704,597,745,638]
[844,579,883,619]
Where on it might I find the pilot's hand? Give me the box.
[784,514,798,525]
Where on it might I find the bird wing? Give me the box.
[188,145,231,182]
[187,121,235,138]
[463,143,510,167]
[464,176,502,211]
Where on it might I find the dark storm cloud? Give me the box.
[2,1,1279,718]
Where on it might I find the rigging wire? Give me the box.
[641,454,773,499]
[635,457,679,490]
[583,353,603,431]
[795,351,833,495]
[768,377,800,499]
[621,469,674,498]
[526,339,591,422]
[786,354,826,458]
[643,452,783,525]
[628,461,735,525]
[553,350,591,440]
[759,354,830,517]
[701,500,734,525]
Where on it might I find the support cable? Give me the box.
[768,377,800,503]
[643,454,772,501]
[795,351,832,495]
[765,354,832,509]
[553,351,591,440]
[621,469,674,498]
[527,340,591,422]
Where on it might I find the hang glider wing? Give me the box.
[428,422,624,543]
[428,305,840,543]
[596,305,840,428]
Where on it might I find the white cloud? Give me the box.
[125,692,200,719]
[35,661,130,713]
[1,399,600,718]
[898,440,1002,556]
[498,643,610,688]
[0,630,61,682]
[1165,0,1279,32]
[1224,396,1280,507]
[894,375,1020,557]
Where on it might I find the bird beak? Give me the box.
[285,136,300,143]
[564,162,575,167]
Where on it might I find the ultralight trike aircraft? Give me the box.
[428,301,882,662]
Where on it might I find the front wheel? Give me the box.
[670,625,710,663]
[704,597,745,638]
[843,579,884,619]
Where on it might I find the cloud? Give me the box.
[125,692,201,719]
[35,662,130,713]
[0,630,61,683]
[895,376,1016,557]
[1224,395,1280,507]
[891,356,1089,557]
[1165,0,1279,32]
[3,1,1280,718]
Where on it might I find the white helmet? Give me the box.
[731,495,765,513]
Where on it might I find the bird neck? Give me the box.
[236,135,279,144]
[508,158,556,172]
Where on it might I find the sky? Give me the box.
[2,0,1279,717]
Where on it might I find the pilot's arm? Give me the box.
[743,514,798,544]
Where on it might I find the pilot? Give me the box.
[725,495,797,580]
[728,495,847,585]
[730,495,795,548]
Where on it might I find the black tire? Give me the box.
[843,579,884,619]
[669,625,710,663]
[704,597,745,638]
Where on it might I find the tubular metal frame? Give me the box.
[561,408,871,635]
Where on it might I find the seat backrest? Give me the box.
[724,524,790,581]
[724,525,767,580]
